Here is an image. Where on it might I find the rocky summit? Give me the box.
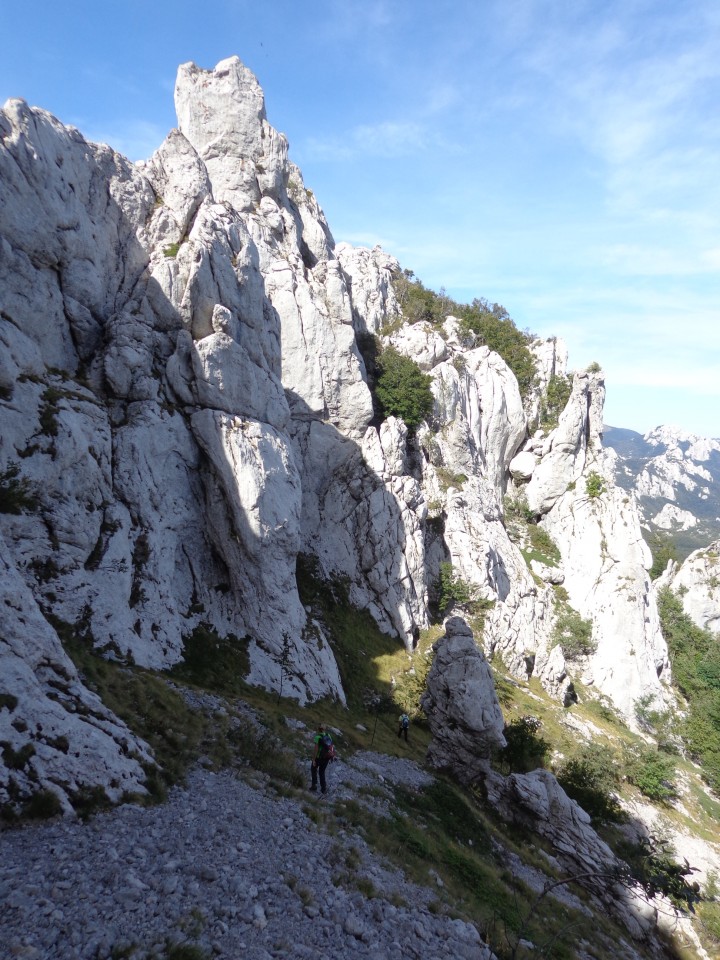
[2,56,720,960]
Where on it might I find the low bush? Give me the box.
[539,373,573,429]
[374,346,434,432]
[0,462,38,514]
[552,607,596,660]
[555,743,624,823]
[622,743,677,803]
[498,716,549,773]
[585,472,605,498]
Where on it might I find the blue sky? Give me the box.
[2,0,719,438]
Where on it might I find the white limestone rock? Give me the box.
[428,345,526,491]
[191,329,289,430]
[386,321,449,371]
[524,370,604,515]
[541,469,671,718]
[439,477,556,683]
[509,450,537,481]
[534,643,575,706]
[175,56,288,213]
[656,541,720,635]
[335,242,401,334]
[525,336,569,426]
[651,503,698,531]
[0,532,152,814]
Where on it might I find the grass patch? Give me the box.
[169,625,251,696]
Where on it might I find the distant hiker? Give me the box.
[310,723,335,794]
[398,712,410,742]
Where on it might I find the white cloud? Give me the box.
[302,120,427,161]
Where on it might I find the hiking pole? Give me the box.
[370,703,379,748]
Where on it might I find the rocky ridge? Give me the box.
[604,425,720,556]
[0,54,675,810]
[2,53,719,960]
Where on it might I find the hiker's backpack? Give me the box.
[401,714,409,730]
[319,733,336,761]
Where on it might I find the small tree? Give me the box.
[539,374,573,429]
[623,743,677,803]
[0,462,37,514]
[552,607,596,660]
[375,347,434,432]
[585,472,605,498]
[498,716,549,773]
[555,743,624,823]
[647,532,678,580]
[437,562,474,614]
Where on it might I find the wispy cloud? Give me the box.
[302,120,427,161]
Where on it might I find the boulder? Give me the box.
[421,617,506,783]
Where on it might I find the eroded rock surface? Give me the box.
[421,617,506,783]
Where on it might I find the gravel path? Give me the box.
[0,751,496,960]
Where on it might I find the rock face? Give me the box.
[518,371,671,718]
[656,541,720,634]
[0,55,676,808]
[421,617,506,783]
[484,768,659,941]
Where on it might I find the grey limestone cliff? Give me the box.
[0,55,674,810]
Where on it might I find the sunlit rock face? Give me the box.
[0,54,676,811]
[518,372,671,717]
[656,540,720,635]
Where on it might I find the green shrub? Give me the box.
[586,361,602,373]
[1,742,36,770]
[658,587,720,789]
[552,607,596,660]
[163,242,181,258]
[555,744,623,823]
[647,532,678,580]
[392,269,448,326]
[622,743,677,803]
[375,347,434,431]
[526,524,561,566]
[171,625,250,695]
[437,562,473,613]
[457,300,537,399]
[585,472,605,498]
[498,716,549,773]
[390,269,538,400]
[23,788,63,820]
[539,374,573,429]
[0,462,38,514]
[503,495,534,525]
[619,835,700,909]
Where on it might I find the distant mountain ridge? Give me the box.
[604,424,720,558]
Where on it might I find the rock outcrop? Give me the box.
[656,541,720,634]
[420,617,506,783]
[484,768,659,941]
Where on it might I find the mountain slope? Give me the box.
[3,55,720,960]
[604,425,720,557]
